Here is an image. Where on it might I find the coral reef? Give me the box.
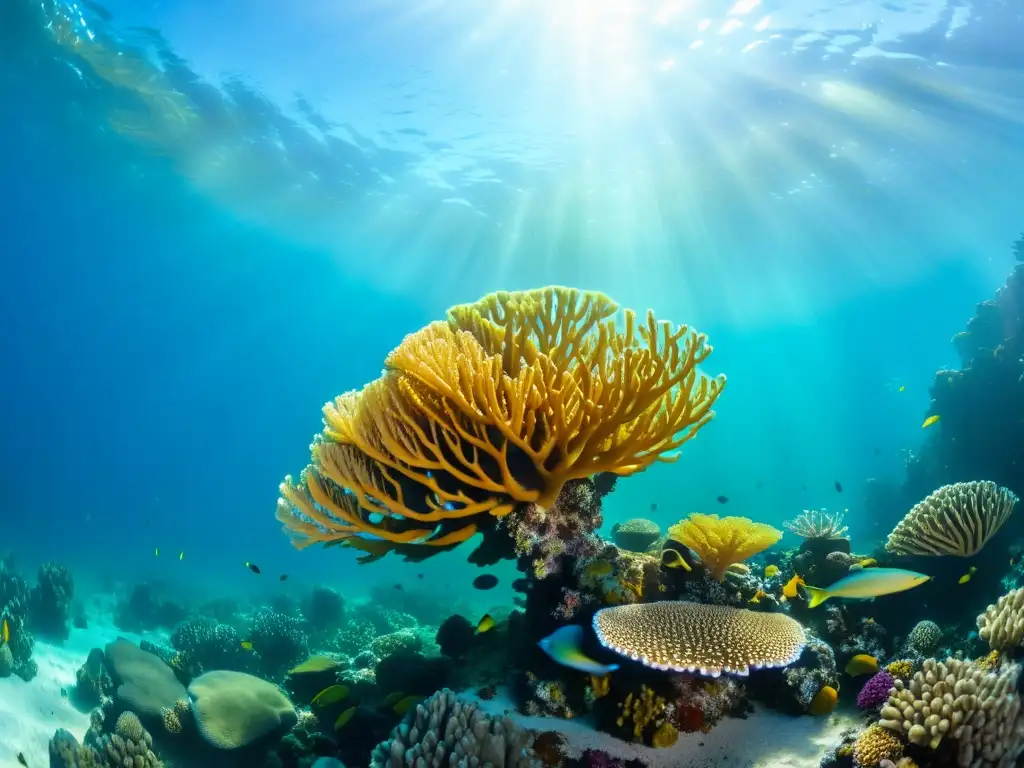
[667,514,782,582]
[188,669,298,749]
[977,586,1024,650]
[857,670,895,711]
[170,616,250,678]
[114,584,187,633]
[784,509,849,541]
[610,519,661,552]
[251,609,310,680]
[28,561,74,641]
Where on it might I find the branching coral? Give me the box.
[592,601,806,676]
[668,514,782,581]
[783,509,848,540]
[885,481,1018,557]
[977,586,1024,650]
[277,287,725,560]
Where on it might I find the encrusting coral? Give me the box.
[977,586,1024,650]
[592,601,806,676]
[277,287,725,560]
[885,481,1018,557]
[668,514,782,581]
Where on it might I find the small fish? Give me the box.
[803,568,930,608]
[334,705,356,730]
[661,549,692,571]
[835,481,843,493]
[783,574,805,599]
[392,694,420,715]
[393,583,404,591]
[2,618,9,645]
[17,753,28,767]
[240,641,254,651]
[154,548,159,557]
[764,565,780,578]
[922,414,941,429]
[538,625,619,676]
[748,589,767,604]
[476,614,496,634]
[380,691,406,707]
[246,562,261,574]
[958,566,977,585]
[472,574,499,590]
[857,558,877,568]
[288,656,340,675]
[898,385,905,392]
[279,574,288,581]
[845,654,879,676]
[417,573,424,579]
[584,560,613,579]
[312,684,350,707]
[716,495,729,504]
[179,551,184,561]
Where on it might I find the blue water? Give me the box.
[1,0,1022,609]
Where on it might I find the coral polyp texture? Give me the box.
[977,587,1024,650]
[592,601,806,676]
[878,657,1024,767]
[611,518,662,552]
[885,481,1018,557]
[277,287,726,559]
[668,514,782,581]
[782,509,849,540]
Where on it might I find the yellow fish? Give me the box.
[1,618,9,644]
[922,414,940,429]
[804,568,930,608]
[845,654,879,676]
[288,656,340,675]
[476,614,495,634]
[312,685,350,707]
[810,686,838,715]
[334,706,356,730]
[783,574,805,599]
[764,565,780,578]
[380,691,406,707]
[958,566,977,585]
[584,560,613,579]
[748,589,767,604]
[857,558,877,568]
[392,695,421,715]
[240,641,254,651]
[661,549,692,571]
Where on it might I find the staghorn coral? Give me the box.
[611,519,662,552]
[277,287,725,560]
[668,514,782,582]
[783,509,849,541]
[854,724,904,767]
[879,657,1024,767]
[977,586,1024,650]
[370,688,540,767]
[592,601,806,676]
[886,481,1017,557]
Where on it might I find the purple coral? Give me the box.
[857,670,894,710]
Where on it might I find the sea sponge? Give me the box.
[592,601,806,676]
[905,620,942,655]
[878,657,1024,766]
[104,638,186,719]
[278,287,725,559]
[854,724,904,767]
[977,586,1024,650]
[885,481,1017,557]
[667,514,782,581]
[188,670,298,749]
[611,519,662,552]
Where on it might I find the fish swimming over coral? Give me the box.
[803,568,930,608]
[538,625,619,676]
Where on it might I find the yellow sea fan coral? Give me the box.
[853,724,903,767]
[668,514,782,581]
[278,287,725,558]
[593,601,806,676]
[885,481,1018,557]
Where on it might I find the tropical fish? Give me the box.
[716,495,729,504]
[312,685,350,707]
[154,548,159,557]
[898,385,905,392]
[246,562,261,574]
[803,568,930,608]
[178,551,184,561]
[17,753,27,767]
[810,685,838,715]
[835,481,843,493]
[537,625,619,676]
[240,641,254,651]
[392,695,420,715]
[845,654,879,676]
[2,618,9,644]
[380,691,406,707]
[472,574,499,590]
[476,614,495,634]
[279,574,289,581]
[584,560,613,579]
[288,656,340,675]
[334,706,356,730]
[748,589,767,604]
[783,574,805,599]
[857,558,877,568]
[958,566,977,585]
[661,549,692,571]
[922,414,940,428]
[764,565,780,578]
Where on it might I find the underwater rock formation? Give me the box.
[188,669,298,749]
[28,561,74,641]
[170,616,251,678]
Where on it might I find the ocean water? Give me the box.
[2,0,1024,766]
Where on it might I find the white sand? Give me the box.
[0,621,144,768]
[467,688,858,768]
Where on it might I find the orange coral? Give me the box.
[668,514,782,581]
[278,287,725,559]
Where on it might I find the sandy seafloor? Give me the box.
[0,617,857,768]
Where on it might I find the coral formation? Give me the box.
[277,287,725,560]
[251,609,310,678]
[592,601,806,675]
[188,669,298,749]
[857,670,895,710]
[29,562,74,641]
[977,586,1024,650]
[170,616,248,676]
[667,514,782,581]
[904,620,943,656]
[73,647,113,709]
[610,519,662,552]
[854,724,904,767]
[783,509,849,540]
[104,637,187,720]
[886,481,1018,557]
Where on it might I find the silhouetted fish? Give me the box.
[473,574,499,590]
[716,495,729,504]
[650,503,658,512]
[835,481,843,493]
[279,574,288,581]
[246,562,261,574]
[393,584,404,591]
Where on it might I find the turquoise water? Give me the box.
[2,0,1024,766]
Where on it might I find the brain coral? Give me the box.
[592,601,806,676]
[188,670,298,749]
[611,519,662,552]
[977,586,1024,650]
[886,481,1017,557]
[104,638,186,718]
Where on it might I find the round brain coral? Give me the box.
[188,670,297,750]
[592,601,806,676]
